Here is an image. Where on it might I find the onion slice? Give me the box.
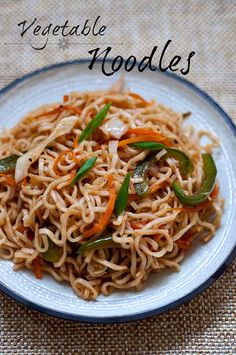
[15,115,78,183]
[109,75,125,93]
[100,117,128,140]
[108,140,118,154]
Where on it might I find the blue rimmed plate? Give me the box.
[0,59,235,323]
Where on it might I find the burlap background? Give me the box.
[0,1,235,354]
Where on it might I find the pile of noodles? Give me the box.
[0,80,223,300]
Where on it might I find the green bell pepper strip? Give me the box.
[130,142,193,177]
[77,235,117,255]
[164,148,193,177]
[133,153,156,197]
[133,143,193,197]
[115,172,131,216]
[0,154,19,173]
[71,157,97,185]
[172,153,217,207]
[78,103,112,143]
[41,238,62,263]
[130,142,166,150]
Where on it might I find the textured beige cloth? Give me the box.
[0,0,235,354]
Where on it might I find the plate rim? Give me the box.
[0,58,235,324]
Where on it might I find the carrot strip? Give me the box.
[176,239,192,250]
[129,93,150,106]
[93,144,101,151]
[170,184,219,214]
[36,104,81,121]
[181,184,219,212]
[122,128,172,147]
[83,175,116,238]
[130,221,161,241]
[176,232,196,250]
[130,221,146,229]
[63,105,82,116]
[53,150,80,176]
[149,181,168,194]
[124,128,165,137]
[153,234,161,242]
[17,224,27,233]
[128,182,168,202]
[73,137,79,149]
[0,174,16,186]
[118,134,167,147]
[53,151,71,176]
[33,256,42,279]
[209,184,219,199]
[22,177,28,186]
[128,193,139,202]
[32,103,81,122]
[66,168,77,186]
[63,95,69,103]
[36,106,62,119]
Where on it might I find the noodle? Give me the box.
[0,84,223,300]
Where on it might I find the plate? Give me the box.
[0,59,235,323]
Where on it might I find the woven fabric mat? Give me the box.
[0,1,235,354]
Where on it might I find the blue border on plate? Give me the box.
[0,58,235,324]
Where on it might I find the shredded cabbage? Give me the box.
[15,115,78,182]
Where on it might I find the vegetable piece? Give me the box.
[63,105,82,116]
[129,92,149,106]
[63,95,69,103]
[100,117,128,139]
[115,172,131,216]
[130,220,161,241]
[182,111,191,118]
[73,137,79,149]
[130,141,193,177]
[77,235,116,255]
[108,140,118,154]
[130,221,146,229]
[0,154,19,173]
[122,128,171,146]
[33,256,42,279]
[128,193,139,202]
[109,76,125,93]
[34,104,81,120]
[94,144,101,151]
[149,181,168,194]
[35,106,62,119]
[15,115,78,183]
[130,142,165,150]
[118,134,167,147]
[172,153,217,207]
[164,148,194,177]
[53,150,80,176]
[133,153,156,197]
[133,145,193,197]
[71,157,97,185]
[0,174,16,186]
[176,231,196,250]
[83,174,116,237]
[17,224,27,233]
[78,103,112,143]
[65,168,77,186]
[41,239,62,263]
[124,128,162,136]
[179,184,219,212]
[177,230,196,249]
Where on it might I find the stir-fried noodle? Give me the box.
[0,81,223,299]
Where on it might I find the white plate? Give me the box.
[0,60,235,323]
